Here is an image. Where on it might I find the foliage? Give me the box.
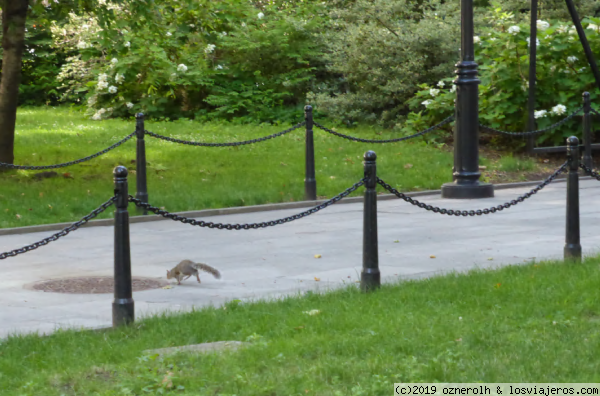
[407,10,600,146]
[49,0,328,122]
[307,0,461,128]
[490,0,600,22]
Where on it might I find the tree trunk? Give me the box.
[0,0,29,164]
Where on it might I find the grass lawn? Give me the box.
[1,107,560,229]
[1,257,599,395]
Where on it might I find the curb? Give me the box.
[0,176,586,237]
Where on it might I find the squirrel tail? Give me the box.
[194,263,221,279]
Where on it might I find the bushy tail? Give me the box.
[194,263,221,279]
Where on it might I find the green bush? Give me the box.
[406,9,600,146]
[50,0,328,123]
[307,0,461,128]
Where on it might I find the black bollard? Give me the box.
[135,113,148,215]
[440,0,494,199]
[564,137,582,262]
[361,151,380,292]
[304,105,317,201]
[113,166,135,326]
[582,92,593,169]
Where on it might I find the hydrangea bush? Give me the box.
[51,0,328,122]
[406,11,600,146]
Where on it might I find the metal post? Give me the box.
[304,105,317,201]
[361,150,380,292]
[135,113,148,215]
[565,0,600,92]
[113,166,135,326]
[583,92,593,169]
[441,0,494,199]
[526,0,538,155]
[564,137,582,261]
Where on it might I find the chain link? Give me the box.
[0,133,136,170]
[145,122,306,147]
[480,107,583,137]
[377,162,568,216]
[579,163,600,181]
[313,115,454,143]
[0,197,116,260]
[128,179,365,229]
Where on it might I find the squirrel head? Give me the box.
[166,270,173,279]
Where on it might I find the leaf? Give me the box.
[404,163,414,169]
[162,285,172,289]
[314,254,322,259]
[314,277,321,281]
[430,255,436,259]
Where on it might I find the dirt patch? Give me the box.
[27,276,169,294]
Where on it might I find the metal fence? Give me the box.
[1,136,597,328]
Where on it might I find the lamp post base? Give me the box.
[441,182,494,199]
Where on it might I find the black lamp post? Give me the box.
[441,0,494,199]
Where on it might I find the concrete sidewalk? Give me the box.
[1,180,599,338]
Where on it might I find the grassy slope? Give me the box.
[1,257,599,395]
[1,107,453,229]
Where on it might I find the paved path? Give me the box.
[1,180,599,338]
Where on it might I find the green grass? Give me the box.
[1,107,454,229]
[497,155,536,173]
[2,257,600,395]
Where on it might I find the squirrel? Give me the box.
[166,260,221,285]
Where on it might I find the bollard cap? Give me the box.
[304,105,313,112]
[364,150,377,161]
[113,165,128,178]
[136,113,144,119]
[566,136,579,146]
[583,91,590,99]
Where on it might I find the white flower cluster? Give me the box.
[257,12,265,19]
[97,73,109,90]
[421,100,432,107]
[536,20,550,31]
[205,44,216,54]
[533,104,567,119]
[177,64,188,72]
[508,25,520,35]
[124,41,131,48]
[473,36,481,44]
[588,23,599,32]
[126,102,134,109]
[430,88,440,97]
[92,107,107,121]
[108,85,117,94]
[567,56,578,64]
[76,41,90,49]
[437,81,445,88]
[551,104,567,115]
[557,25,569,34]
[115,73,125,84]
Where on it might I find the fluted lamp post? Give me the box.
[441,0,494,199]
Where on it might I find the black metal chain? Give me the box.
[145,121,306,147]
[313,115,454,143]
[0,197,116,260]
[377,162,567,216]
[128,179,365,229]
[480,107,583,137]
[579,163,600,181]
[0,133,136,170]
